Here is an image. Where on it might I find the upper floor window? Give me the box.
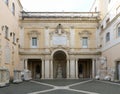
[106,32,110,42]
[13,33,16,43]
[12,3,15,15]
[82,37,88,48]
[118,27,120,37]
[4,0,9,6]
[4,26,9,39]
[31,37,37,48]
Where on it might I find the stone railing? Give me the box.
[0,67,10,87]
[21,11,100,19]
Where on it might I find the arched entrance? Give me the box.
[53,51,67,78]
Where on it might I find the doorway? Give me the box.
[28,59,42,79]
[78,59,92,78]
[116,61,120,80]
[53,51,67,78]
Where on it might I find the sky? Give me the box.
[20,0,94,12]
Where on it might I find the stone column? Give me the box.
[70,59,76,78]
[23,59,32,80]
[44,59,50,79]
[42,59,45,79]
[92,59,96,78]
[67,59,70,78]
[75,59,78,79]
[24,59,28,70]
[50,59,53,79]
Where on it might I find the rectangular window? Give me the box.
[82,37,88,48]
[5,26,9,39]
[32,37,37,48]
[13,33,15,43]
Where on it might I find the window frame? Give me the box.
[82,37,88,48]
[31,37,38,48]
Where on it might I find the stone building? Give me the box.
[0,0,120,81]
[90,0,120,81]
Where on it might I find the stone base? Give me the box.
[13,79,22,83]
[0,81,9,87]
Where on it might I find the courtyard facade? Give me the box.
[0,0,120,86]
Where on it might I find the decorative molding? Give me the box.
[28,30,40,39]
[79,30,91,36]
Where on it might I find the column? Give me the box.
[92,59,96,78]
[24,59,28,70]
[67,60,70,78]
[20,59,24,70]
[44,59,50,79]
[75,59,78,79]
[70,59,76,78]
[42,59,45,79]
[50,59,53,79]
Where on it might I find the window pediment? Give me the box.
[28,31,40,39]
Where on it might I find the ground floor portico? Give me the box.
[20,49,97,79]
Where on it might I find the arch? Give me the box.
[52,50,67,78]
[51,49,69,60]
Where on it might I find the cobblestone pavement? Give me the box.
[0,79,120,94]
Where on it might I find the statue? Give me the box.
[57,64,62,78]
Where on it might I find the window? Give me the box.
[13,33,16,43]
[82,37,88,48]
[118,27,120,37]
[12,3,15,15]
[32,37,37,48]
[4,0,9,6]
[106,32,110,42]
[5,26,9,39]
